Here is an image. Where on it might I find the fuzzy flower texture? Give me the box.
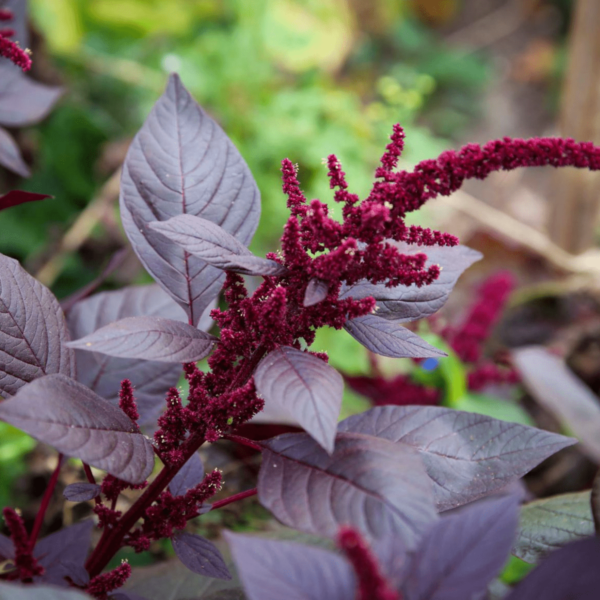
[151,125,600,460]
[0,8,32,72]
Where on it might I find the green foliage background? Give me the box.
[0,0,489,506]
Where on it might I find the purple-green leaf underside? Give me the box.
[0,374,154,484]
[344,314,447,359]
[0,253,75,398]
[225,532,356,600]
[66,315,216,363]
[120,73,260,326]
[512,491,594,564]
[254,347,343,454]
[340,244,481,322]
[258,431,437,546]
[151,215,286,277]
[338,406,576,511]
[67,284,204,432]
[171,532,231,580]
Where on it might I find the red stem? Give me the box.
[82,462,101,506]
[29,454,63,549]
[223,434,263,452]
[211,488,257,511]
[85,339,270,578]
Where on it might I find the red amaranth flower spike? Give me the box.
[0,34,31,71]
[2,507,44,580]
[375,123,406,176]
[450,271,515,364]
[0,8,12,20]
[118,379,139,422]
[337,526,401,600]
[86,560,131,599]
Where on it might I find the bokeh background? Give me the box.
[4,0,600,580]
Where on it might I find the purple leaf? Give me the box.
[402,495,519,600]
[151,215,285,277]
[254,347,343,454]
[0,253,75,397]
[123,558,242,600]
[0,582,92,600]
[371,534,409,591]
[0,127,29,177]
[0,534,13,560]
[258,431,437,546]
[0,68,63,128]
[0,374,155,484]
[169,451,204,496]
[34,520,94,587]
[66,316,216,363]
[225,531,356,600]
[120,73,260,326]
[63,483,101,502]
[338,406,576,511]
[220,254,287,277]
[303,278,329,307]
[171,532,231,580]
[513,491,593,564]
[340,244,481,322]
[0,190,51,211]
[67,284,201,431]
[513,346,600,462]
[344,314,447,358]
[505,537,600,600]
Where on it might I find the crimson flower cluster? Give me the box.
[0,6,31,71]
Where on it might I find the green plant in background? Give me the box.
[0,0,489,302]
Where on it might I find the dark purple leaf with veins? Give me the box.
[63,483,101,502]
[0,190,51,211]
[169,451,204,496]
[0,374,154,484]
[505,537,600,600]
[402,495,519,600]
[344,314,447,359]
[120,73,260,326]
[67,284,206,432]
[150,215,286,277]
[34,520,94,587]
[0,128,30,177]
[171,532,231,580]
[254,347,343,453]
[258,432,437,546]
[303,278,329,307]
[338,406,576,511]
[66,316,216,363]
[225,531,356,600]
[0,253,75,398]
[340,244,481,322]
